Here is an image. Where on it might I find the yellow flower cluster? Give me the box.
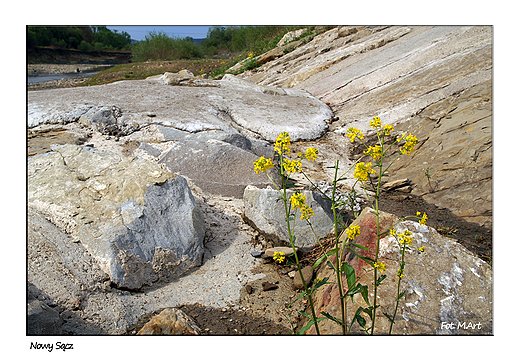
[300,205,314,220]
[304,147,319,162]
[290,192,306,209]
[374,261,386,274]
[370,116,382,129]
[345,224,361,240]
[346,127,364,143]
[273,251,285,263]
[382,124,394,136]
[419,212,428,226]
[399,133,418,155]
[254,156,274,174]
[354,162,375,182]
[282,158,302,174]
[364,145,382,161]
[274,131,291,155]
[290,192,314,220]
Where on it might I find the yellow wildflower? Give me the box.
[418,246,425,253]
[397,269,404,278]
[274,131,291,155]
[290,192,306,210]
[364,145,382,161]
[346,127,364,143]
[248,52,253,58]
[273,251,285,263]
[345,224,361,240]
[282,158,302,174]
[300,205,315,220]
[354,162,375,182]
[382,124,394,135]
[400,133,418,155]
[374,261,386,274]
[416,211,421,216]
[304,147,319,162]
[370,116,381,129]
[419,212,428,226]
[390,229,397,237]
[254,156,274,174]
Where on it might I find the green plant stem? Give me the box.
[389,246,406,335]
[331,160,347,335]
[278,155,320,335]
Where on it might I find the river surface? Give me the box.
[27,71,100,84]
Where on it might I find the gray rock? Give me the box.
[243,185,334,251]
[28,75,332,142]
[157,136,276,198]
[28,144,205,290]
[27,299,64,335]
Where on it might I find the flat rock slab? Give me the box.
[28,144,205,290]
[28,76,332,142]
[135,127,278,198]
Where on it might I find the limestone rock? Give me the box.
[277,28,308,47]
[161,70,219,87]
[243,185,334,251]
[28,76,332,142]
[293,265,313,290]
[307,208,492,335]
[28,144,205,290]
[154,134,272,198]
[137,308,201,335]
[264,246,298,258]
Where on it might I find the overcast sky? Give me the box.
[106,26,214,41]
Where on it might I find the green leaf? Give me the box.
[341,263,356,290]
[320,311,343,326]
[375,274,387,287]
[349,242,371,252]
[397,290,406,300]
[383,312,395,324]
[360,285,370,306]
[355,315,366,329]
[326,260,336,271]
[312,254,327,270]
[297,317,327,335]
[298,310,311,319]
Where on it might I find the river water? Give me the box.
[27,71,100,84]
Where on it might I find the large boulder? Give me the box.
[243,185,335,251]
[307,208,492,334]
[28,74,332,142]
[28,144,205,290]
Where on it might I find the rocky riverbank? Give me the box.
[27,26,493,336]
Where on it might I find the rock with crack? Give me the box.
[28,144,205,290]
[243,185,334,251]
[307,207,492,335]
